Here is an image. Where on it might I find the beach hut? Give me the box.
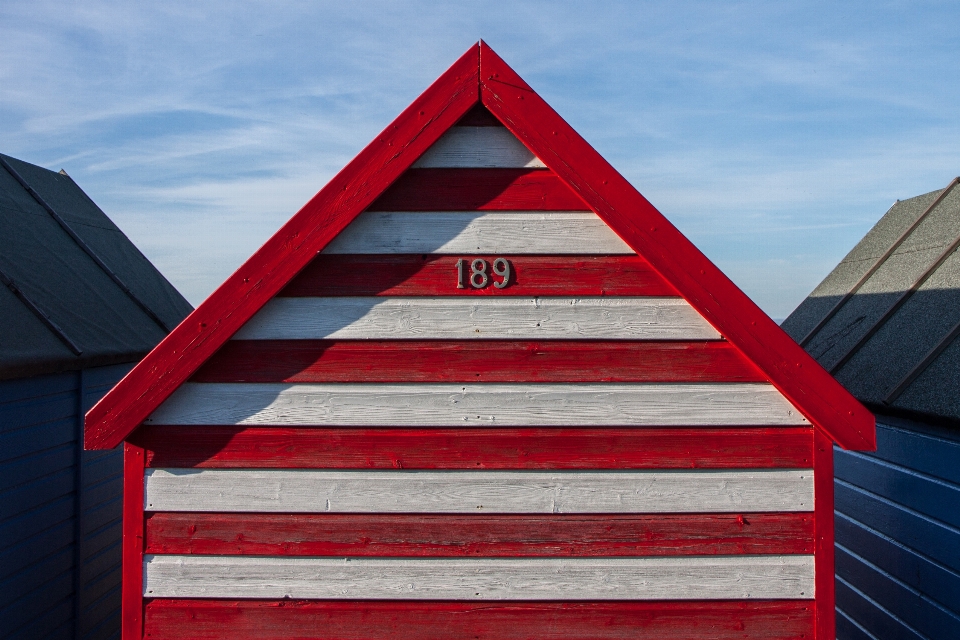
[783,179,960,640]
[86,42,874,640]
[0,153,192,638]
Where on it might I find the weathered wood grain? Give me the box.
[144,512,815,556]
[145,382,808,427]
[142,554,815,600]
[231,297,720,341]
[138,426,814,469]
[83,44,482,450]
[412,127,546,168]
[320,212,632,254]
[192,340,763,383]
[279,255,678,297]
[477,42,875,450]
[370,169,587,211]
[143,468,814,513]
[143,599,816,640]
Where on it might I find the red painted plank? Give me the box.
[369,169,588,211]
[814,431,836,640]
[143,599,815,640]
[84,45,482,450]
[122,442,145,640]
[279,255,678,297]
[478,41,874,450]
[145,512,814,557]
[192,340,765,384]
[457,103,503,126]
[136,426,814,469]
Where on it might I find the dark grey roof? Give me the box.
[0,153,193,381]
[782,178,960,423]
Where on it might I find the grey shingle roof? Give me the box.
[0,153,193,381]
[782,178,960,423]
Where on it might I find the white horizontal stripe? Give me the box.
[321,212,632,254]
[411,127,546,168]
[146,382,809,427]
[232,297,719,341]
[143,555,815,600]
[143,469,814,513]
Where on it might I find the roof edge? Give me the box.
[84,44,481,449]
[478,42,874,450]
[86,41,875,451]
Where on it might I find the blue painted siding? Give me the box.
[0,363,130,640]
[835,416,960,640]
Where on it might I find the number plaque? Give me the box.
[456,258,512,289]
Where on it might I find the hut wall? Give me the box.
[1,362,131,639]
[833,416,960,640]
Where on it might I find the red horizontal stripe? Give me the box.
[137,427,813,469]
[145,512,814,557]
[456,104,503,126]
[192,341,762,384]
[144,599,815,640]
[279,255,678,297]
[369,168,587,211]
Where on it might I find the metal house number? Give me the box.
[456,258,511,289]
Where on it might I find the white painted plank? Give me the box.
[321,212,633,254]
[143,555,815,600]
[232,297,719,340]
[143,469,814,513]
[411,127,546,168]
[145,382,809,427]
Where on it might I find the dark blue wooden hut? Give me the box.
[0,153,192,639]
[783,179,960,640]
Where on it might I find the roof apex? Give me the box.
[85,42,874,451]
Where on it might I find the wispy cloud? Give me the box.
[2,1,959,316]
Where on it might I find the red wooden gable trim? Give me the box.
[477,42,873,450]
[83,46,479,449]
[84,41,874,451]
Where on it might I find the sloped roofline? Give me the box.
[85,42,875,450]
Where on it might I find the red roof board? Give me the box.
[84,42,875,451]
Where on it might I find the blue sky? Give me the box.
[2,1,959,319]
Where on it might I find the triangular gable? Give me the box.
[85,41,874,450]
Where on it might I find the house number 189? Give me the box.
[456,258,511,289]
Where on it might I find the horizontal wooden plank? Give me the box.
[835,480,960,573]
[138,427,814,469]
[320,212,633,254]
[143,468,814,513]
[280,255,679,296]
[232,297,719,341]
[145,512,815,556]
[370,169,587,211]
[836,543,960,640]
[412,127,546,168]
[143,554,815,600]
[145,382,808,427]
[835,511,960,613]
[192,341,764,383]
[144,599,816,640]
[835,449,960,529]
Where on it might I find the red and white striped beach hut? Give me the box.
[85,42,875,640]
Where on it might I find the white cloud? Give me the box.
[2,0,959,317]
